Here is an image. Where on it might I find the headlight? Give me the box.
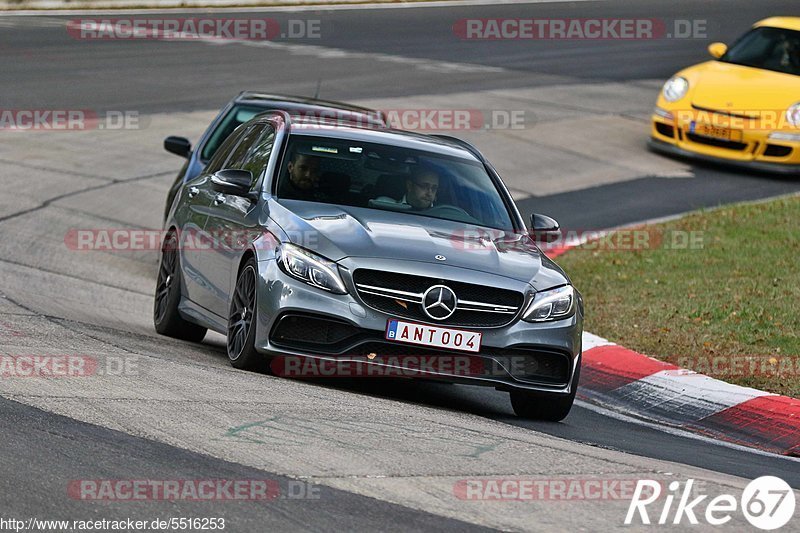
[277,243,347,294]
[522,285,575,322]
[662,76,689,102]
[786,103,800,128]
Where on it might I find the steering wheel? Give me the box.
[424,204,480,223]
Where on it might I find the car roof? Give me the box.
[754,17,800,32]
[233,91,379,115]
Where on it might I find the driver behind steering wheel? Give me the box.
[374,165,439,210]
[401,165,439,209]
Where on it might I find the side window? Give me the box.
[200,105,263,162]
[204,123,249,175]
[241,125,276,185]
[226,124,265,170]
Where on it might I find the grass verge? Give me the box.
[556,195,800,398]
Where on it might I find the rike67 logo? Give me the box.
[626,476,795,530]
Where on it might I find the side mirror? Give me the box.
[708,42,727,59]
[211,169,256,200]
[164,136,192,158]
[530,213,561,244]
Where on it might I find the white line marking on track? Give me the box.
[0,0,606,17]
[215,37,506,73]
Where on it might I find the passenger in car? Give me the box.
[279,151,331,202]
[778,34,800,71]
[375,166,439,209]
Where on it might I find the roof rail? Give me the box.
[237,91,380,115]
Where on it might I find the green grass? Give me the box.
[557,195,800,398]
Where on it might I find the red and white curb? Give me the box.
[578,330,800,457]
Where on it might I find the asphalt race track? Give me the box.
[1,0,799,530]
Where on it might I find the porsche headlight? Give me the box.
[786,103,800,128]
[277,243,347,294]
[662,76,689,102]
[522,285,575,322]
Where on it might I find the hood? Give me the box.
[688,61,800,112]
[268,200,569,288]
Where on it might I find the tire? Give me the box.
[227,258,265,371]
[153,231,208,342]
[510,355,581,422]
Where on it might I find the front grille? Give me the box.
[655,122,675,138]
[764,144,792,158]
[350,342,571,385]
[686,133,748,151]
[353,269,524,328]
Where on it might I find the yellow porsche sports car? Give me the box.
[649,17,800,174]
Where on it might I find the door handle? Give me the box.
[214,193,226,206]
[188,186,199,198]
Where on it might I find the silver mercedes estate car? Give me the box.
[156,110,584,420]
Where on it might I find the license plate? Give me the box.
[690,121,743,142]
[385,319,482,353]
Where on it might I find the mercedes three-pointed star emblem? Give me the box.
[422,285,457,320]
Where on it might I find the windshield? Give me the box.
[276,135,516,231]
[721,26,800,76]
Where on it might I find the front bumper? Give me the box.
[650,112,800,175]
[252,258,582,395]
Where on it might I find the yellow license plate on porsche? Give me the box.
[691,121,743,142]
[385,319,481,353]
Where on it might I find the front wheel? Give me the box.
[227,258,265,371]
[510,355,581,422]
